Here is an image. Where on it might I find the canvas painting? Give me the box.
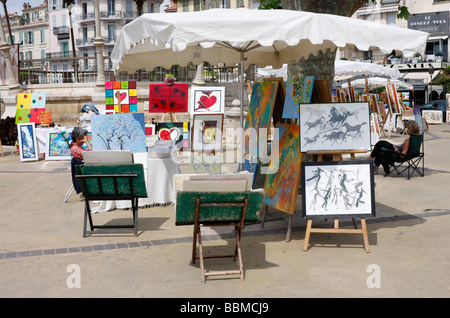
[244,81,278,156]
[45,127,92,161]
[447,110,450,123]
[91,113,146,153]
[156,122,190,150]
[192,114,223,151]
[17,122,38,162]
[105,81,138,113]
[263,124,301,215]
[299,102,371,152]
[191,86,225,114]
[149,84,189,113]
[422,110,443,124]
[145,124,156,136]
[282,76,315,119]
[16,93,46,124]
[301,161,375,219]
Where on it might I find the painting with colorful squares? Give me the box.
[15,93,47,124]
[105,81,138,113]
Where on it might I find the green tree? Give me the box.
[259,0,409,94]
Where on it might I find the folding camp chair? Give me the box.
[382,134,424,180]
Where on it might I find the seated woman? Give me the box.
[367,121,421,175]
[70,127,92,196]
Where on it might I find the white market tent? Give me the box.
[341,77,414,90]
[257,60,401,80]
[111,8,428,164]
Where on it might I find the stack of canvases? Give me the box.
[244,76,375,225]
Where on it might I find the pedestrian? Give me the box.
[367,121,421,175]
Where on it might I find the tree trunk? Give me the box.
[280,0,368,95]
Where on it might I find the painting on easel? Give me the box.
[301,160,375,219]
[282,76,315,119]
[299,102,372,152]
[263,124,301,215]
[190,86,225,114]
[149,84,189,113]
[15,93,47,124]
[244,81,278,157]
[105,81,138,113]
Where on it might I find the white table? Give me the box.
[146,155,180,206]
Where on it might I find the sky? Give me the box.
[3,0,45,15]
[2,0,170,16]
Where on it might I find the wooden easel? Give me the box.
[303,217,370,253]
[302,152,371,253]
[160,112,178,123]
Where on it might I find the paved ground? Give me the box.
[0,124,449,300]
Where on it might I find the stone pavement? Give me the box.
[0,124,449,299]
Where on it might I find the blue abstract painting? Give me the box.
[282,76,315,119]
[91,113,146,153]
[18,122,38,161]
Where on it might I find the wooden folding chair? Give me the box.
[176,191,263,283]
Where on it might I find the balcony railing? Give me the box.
[18,56,244,85]
[381,0,400,5]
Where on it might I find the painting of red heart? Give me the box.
[149,84,189,113]
[156,122,190,150]
[190,86,225,115]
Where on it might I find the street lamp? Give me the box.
[428,64,435,102]
[63,0,78,82]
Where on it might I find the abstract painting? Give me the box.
[149,84,189,113]
[45,127,92,161]
[282,76,315,119]
[192,114,223,151]
[299,102,371,152]
[105,81,138,113]
[91,113,146,153]
[190,86,225,114]
[16,93,46,124]
[301,161,375,218]
[263,124,301,215]
[244,81,278,157]
[156,122,190,150]
[17,122,38,162]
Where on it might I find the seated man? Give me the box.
[70,127,92,196]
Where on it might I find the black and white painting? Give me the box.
[301,161,375,218]
[299,102,371,152]
[17,122,38,162]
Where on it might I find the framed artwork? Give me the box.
[299,102,371,152]
[192,114,224,151]
[91,113,146,153]
[149,84,189,113]
[17,122,38,162]
[190,86,225,114]
[447,110,450,123]
[105,81,138,113]
[282,76,315,119]
[422,110,443,124]
[244,81,278,156]
[301,160,376,219]
[45,127,92,161]
[263,124,301,215]
[385,83,400,113]
[156,122,190,150]
[145,124,156,136]
[16,93,47,124]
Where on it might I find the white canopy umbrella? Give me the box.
[341,77,414,90]
[258,60,400,81]
[334,60,400,79]
[111,8,428,164]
